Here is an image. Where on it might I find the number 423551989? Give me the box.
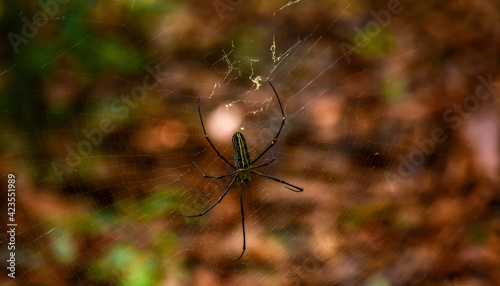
[8,174,15,222]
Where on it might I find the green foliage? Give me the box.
[88,245,159,286]
[139,190,180,220]
[49,226,78,265]
[338,201,396,228]
[380,76,406,102]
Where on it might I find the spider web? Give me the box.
[1,0,500,285]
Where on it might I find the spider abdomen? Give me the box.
[232,132,251,177]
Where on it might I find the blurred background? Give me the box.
[1,0,500,285]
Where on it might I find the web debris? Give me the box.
[280,0,301,10]
[220,48,241,82]
[270,35,303,74]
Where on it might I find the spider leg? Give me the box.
[249,150,275,169]
[250,81,286,165]
[193,161,237,179]
[182,175,238,217]
[250,170,303,192]
[229,181,246,261]
[197,98,236,169]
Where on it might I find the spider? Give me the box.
[184,81,303,260]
